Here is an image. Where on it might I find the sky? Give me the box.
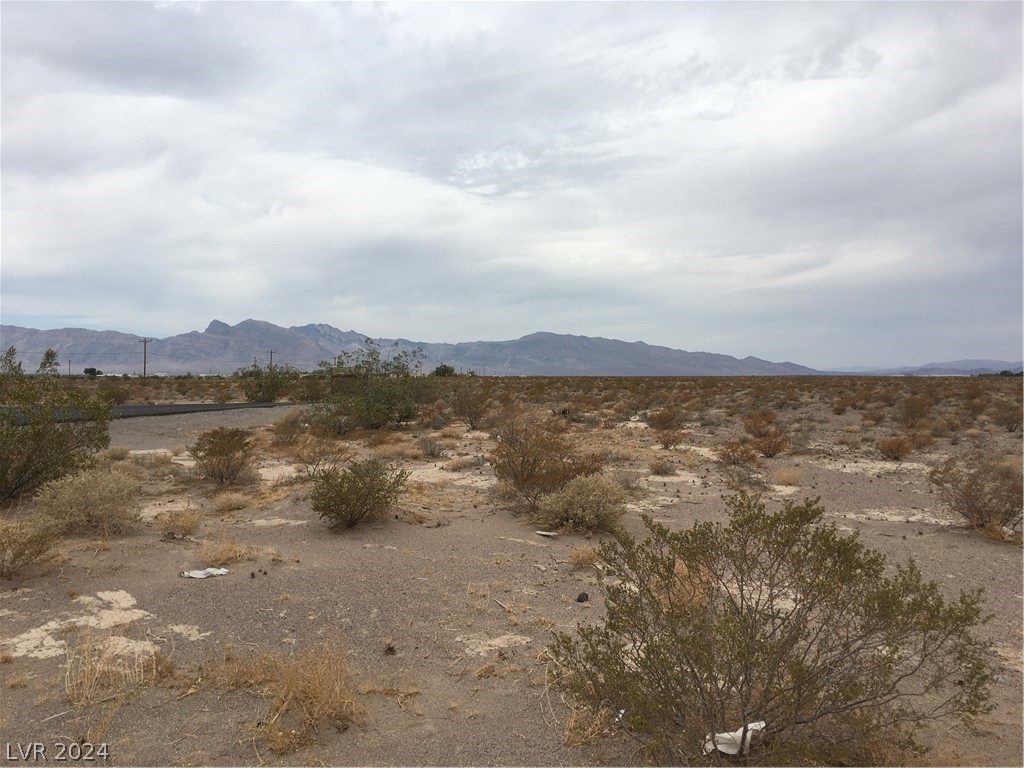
[1,1,1021,370]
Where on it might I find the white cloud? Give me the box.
[1,1,1020,369]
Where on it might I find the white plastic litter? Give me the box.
[703,720,766,755]
[180,567,229,579]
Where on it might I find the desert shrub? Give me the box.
[417,436,448,459]
[188,428,255,484]
[238,363,299,403]
[489,408,603,510]
[646,406,687,432]
[653,428,687,450]
[212,491,249,512]
[649,459,675,476]
[156,508,201,537]
[449,381,491,429]
[0,347,112,502]
[293,438,350,479]
[534,474,626,534]
[271,408,308,446]
[750,429,791,458]
[312,458,410,530]
[551,494,993,765]
[877,435,913,461]
[742,408,777,437]
[929,454,1023,534]
[568,544,602,570]
[0,515,61,578]
[991,401,1023,432]
[900,395,932,428]
[35,468,141,537]
[309,340,436,433]
[714,440,760,467]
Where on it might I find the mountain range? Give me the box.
[1,320,1020,377]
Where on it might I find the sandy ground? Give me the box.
[1,388,1022,767]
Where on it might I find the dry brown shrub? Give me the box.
[653,428,688,450]
[0,515,61,578]
[649,459,676,476]
[156,508,201,537]
[930,454,1023,536]
[751,430,791,458]
[271,408,309,446]
[568,544,602,570]
[742,408,777,437]
[490,407,603,509]
[293,438,350,479]
[877,435,913,461]
[714,440,760,467]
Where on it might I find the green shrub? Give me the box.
[449,381,491,429]
[309,340,437,433]
[237,363,299,403]
[188,428,255,484]
[36,468,141,537]
[929,454,1023,535]
[534,474,626,533]
[0,347,112,502]
[552,494,994,765]
[0,515,61,578]
[312,459,410,530]
[489,408,603,510]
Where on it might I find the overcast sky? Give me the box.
[2,2,1021,369]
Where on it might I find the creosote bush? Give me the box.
[187,428,255,484]
[35,468,141,537]
[551,494,993,765]
[312,458,410,530]
[489,408,603,510]
[929,454,1023,535]
[0,347,112,501]
[534,473,626,533]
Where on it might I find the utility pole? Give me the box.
[67,359,71,378]
[267,350,275,368]
[139,338,154,379]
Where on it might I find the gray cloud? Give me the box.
[1,1,1020,369]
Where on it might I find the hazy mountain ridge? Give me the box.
[1,320,1018,376]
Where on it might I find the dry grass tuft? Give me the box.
[0,515,61,578]
[568,544,602,570]
[156,508,202,537]
[212,491,250,512]
[199,539,257,567]
[773,467,804,486]
[206,639,362,754]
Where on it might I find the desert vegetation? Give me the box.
[1,358,1021,765]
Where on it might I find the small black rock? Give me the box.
[576,592,590,603]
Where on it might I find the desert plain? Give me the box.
[1,375,1021,766]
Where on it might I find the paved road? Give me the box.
[111,402,297,419]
